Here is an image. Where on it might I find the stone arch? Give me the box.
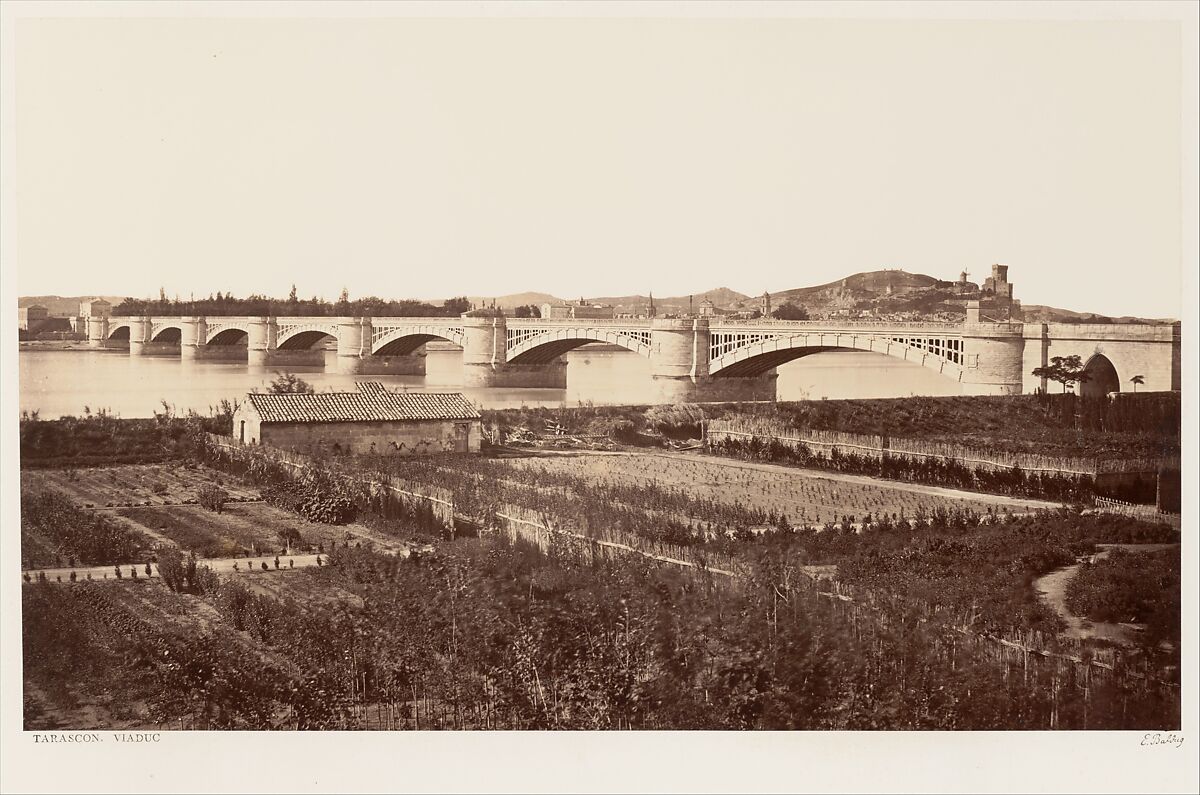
[151,325,182,343]
[277,329,337,350]
[206,327,249,345]
[106,324,131,341]
[1080,353,1120,398]
[371,325,466,356]
[506,328,652,365]
[708,332,965,381]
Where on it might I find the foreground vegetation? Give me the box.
[23,531,1179,731]
[19,401,1181,731]
[1066,548,1181,647]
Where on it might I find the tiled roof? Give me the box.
[247,384,480,424]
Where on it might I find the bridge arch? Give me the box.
[150,321,183,343]
[277,330,336,350]
[708,332,965,381]
[206,326,250,345]
[506,327,652,365]
[276,322,340,351]
[1080,353,1120,398]
[371,325,466,356]
[106,323,131,341]
[151,326,182,343]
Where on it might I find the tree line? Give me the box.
[112,287,472,318]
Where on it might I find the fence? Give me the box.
[493,502,748,578]
[705,419,1176,477]
[1093,496,1182,529]
[203,434,456,527]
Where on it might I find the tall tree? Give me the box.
[442,297,472,316]
[771,302,810,321]
[1031,355,1091,393]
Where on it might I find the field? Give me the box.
[500,451,1053,527]
[24,463,259,508]
[21,464,416,562]
[19,408,1183,732]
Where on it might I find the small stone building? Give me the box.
[232,382,482,455]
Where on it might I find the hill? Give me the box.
[730,270,963,319]
[1020,304,1176,325]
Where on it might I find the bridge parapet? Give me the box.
[711,319,961,330]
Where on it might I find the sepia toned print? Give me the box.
[4,7,1194,793]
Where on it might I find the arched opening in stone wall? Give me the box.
[152,327,181,343]
[1080,353,1120,398]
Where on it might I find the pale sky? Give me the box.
[14,16,1185,316]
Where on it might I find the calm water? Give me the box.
[18,346,959,419]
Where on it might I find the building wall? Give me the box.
[18,306,48,330]
[246,418,482,455]
[80,300,113,318]
[1021,323,1180,393]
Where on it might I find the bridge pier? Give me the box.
[460,314,508,387]
[246,317,273,368]
[180,317,203,361]
[335,317,371,374]
[127,318,150,356]
[649,317,776,403]
[960,303,1026,395]
[87,316,109,348]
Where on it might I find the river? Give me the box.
[18,346,960,419]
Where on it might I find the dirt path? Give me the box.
[1034,543,1177,645]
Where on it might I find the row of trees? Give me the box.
[112,287,472,318]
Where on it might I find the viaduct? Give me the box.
[90,303,1180,402]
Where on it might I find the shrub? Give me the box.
[198,484,229,513]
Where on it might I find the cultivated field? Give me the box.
[501,451,1053,526]
[21,464,415,560]
[25,463,259,507]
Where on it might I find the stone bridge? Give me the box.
[93,305,1179,402]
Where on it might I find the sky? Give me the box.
[13,15,1186,317]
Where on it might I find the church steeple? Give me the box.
[648,291,656,318]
